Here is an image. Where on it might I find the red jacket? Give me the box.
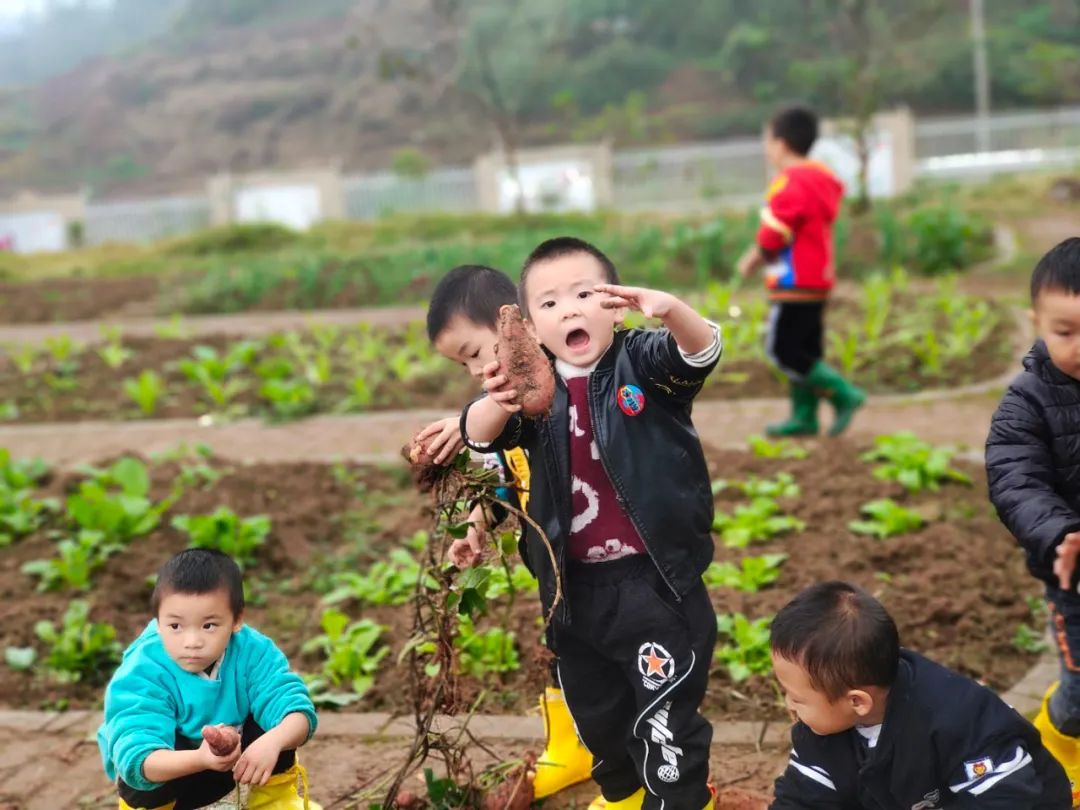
[756,161,844,301]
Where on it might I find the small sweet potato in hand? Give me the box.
[496,305,554,417]
[201,724,240,756]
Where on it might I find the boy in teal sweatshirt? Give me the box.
[97,549,320,810]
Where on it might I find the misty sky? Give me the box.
[0,0,113,20]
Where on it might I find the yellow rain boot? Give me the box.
[588,787,645,810]
[532,687,594,799]
[119,801,174,810]
[246,760,322,810]
[1034,683,1080,807]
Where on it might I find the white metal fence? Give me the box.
[914,105,1080,180]
[342,167,477,220]
[58,104,1080,248]
[612,138,765,212]
[83,194,210,246]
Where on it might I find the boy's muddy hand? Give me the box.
[416,417,465,464]
[1055,532,1080,591]
[481,360,522,413]
[595,284,674,320]
[448,530,483,568]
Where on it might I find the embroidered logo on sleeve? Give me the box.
[617,384,645,416]
[963,757,993,781]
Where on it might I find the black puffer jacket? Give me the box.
[462,328,718,623]
[986,340,1080,587]
[771,650,1071,809]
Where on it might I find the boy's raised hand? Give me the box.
[481,360,522,414]
[1055,531,1080,591]
[595,284,675,320]
[416,417,465,465]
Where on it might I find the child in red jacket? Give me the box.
[737,105,865,436]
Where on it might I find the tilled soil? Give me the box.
[0,275,161,324]
[0,441,1040,723]
[0,304,1016,424]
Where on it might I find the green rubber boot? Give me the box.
[805,360,866,436]
[767,382,819,436]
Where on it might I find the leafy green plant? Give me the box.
[703,554,787,592]
[747,434,809,460]
[177,343,259,412]
[172,507,271,568]
[66,457,160,542]
[259,378,317,420]
[1013,623,1046,654]
[4,646,35,671]
[301,610,387,703]
[849,498,926,539]
[34,600,121,684]
[10,344,37,375]
[22,530,120,591]
[123,370,165,417]
[322,548,433,607]
[0,450,55,547]
[712,498,805,547]
[714,613,772,682]
[481,564,539,600]
[860,432,972,493]
[712,472,799,500]
[455,617,520,678]
[97,341,133,370]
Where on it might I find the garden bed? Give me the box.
[0,276,1017,424]
[0,436,1042,721]
[0,275,161,324]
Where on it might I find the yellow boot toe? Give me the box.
[1033,682,1080,808]
[532,687,594,799]
[588,787,645,810]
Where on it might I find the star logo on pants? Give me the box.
[638,642,675,690]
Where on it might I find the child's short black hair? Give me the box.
[769,106,819,157]
[770,580,899,701]
[426,265,517,342]
[519,236,620,316]
[151,548,245,618]
[1030,237,1080,304]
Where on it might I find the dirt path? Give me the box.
[0,711,785,810]
[0,390,1007,468]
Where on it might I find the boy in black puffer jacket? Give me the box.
[987,236,1080,806]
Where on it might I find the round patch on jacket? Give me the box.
[617,384,645,416]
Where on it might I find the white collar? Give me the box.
[555,358,599,380]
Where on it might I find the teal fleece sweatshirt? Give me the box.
[97,621,316,792]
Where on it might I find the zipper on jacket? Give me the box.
[587,371,682,601]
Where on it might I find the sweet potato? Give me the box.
[201,724,240,756]
[496,305,554,418]
[482,762,533,810]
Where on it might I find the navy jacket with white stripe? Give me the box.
[771,650,1070,809]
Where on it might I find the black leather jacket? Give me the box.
[462,327,718,622]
